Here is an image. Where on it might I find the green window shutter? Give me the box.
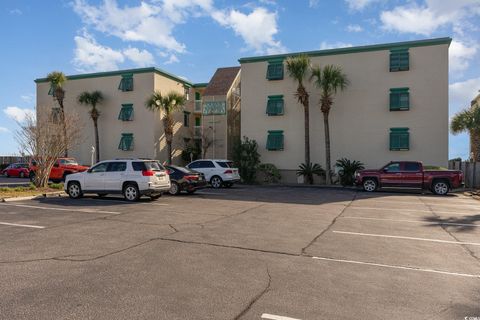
[390,128,409,151]
[118,133,134,151]
[195,117,201,126]
[389,88,410,111]
[266,60,284,80]
[390,48,409,72]
[118,104,134,121]
[118,74,133,91]
[266,95,284,116]
[195,92,201,100]
[266,130,284,151]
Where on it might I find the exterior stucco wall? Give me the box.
[240,44,449,181]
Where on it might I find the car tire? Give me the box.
[210,176,223,189]
[19,172,25,178]
[169,182,180,195]
[362,178,377,192]
[123,183,140,202]
[432,180,449,195]
[67,181,83,199]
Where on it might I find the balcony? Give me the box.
[194,100,202,113]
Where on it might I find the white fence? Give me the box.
[448,161,480,188]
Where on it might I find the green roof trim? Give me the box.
[239,37,452,64]
[193,83,209,88]
[34,67,193,86]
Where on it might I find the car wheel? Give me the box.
[97,193,107,197]
[67,182,83,199]
[19,172,25,178]
[432,180,449,195]
[210,176,223,189]
[123,183,140,201]
[169,182,180,195]
[363,178,377,192]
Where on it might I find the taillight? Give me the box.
[184,175,199,181]
[224,170,233,174]
[142,170,155,176]
[166,169,171,175]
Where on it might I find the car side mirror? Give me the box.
[383,168,389,172]
[53,163,59,168]
[87,168,92,173]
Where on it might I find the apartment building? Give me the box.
[35,67,197,165]
[239,37,451,183]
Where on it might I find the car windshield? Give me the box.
[216,161,233,168]
[61,159,78,165]
[170,165,194,173]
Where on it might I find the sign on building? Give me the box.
[203,101,226,115]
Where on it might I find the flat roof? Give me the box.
[238,37,452,64]
[34,67,194,86]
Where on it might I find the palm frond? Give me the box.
[450,108,474,134]
[285,55,310,86]
[46,71,67,87]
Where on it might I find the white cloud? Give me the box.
[212,7,286,54]
[345,0,378,11]
[9,8,22,15]
[164,54,180,65]
[0,127,10,133]
[20,94,34,104]
[73,31,124,72]
[449,40,478,72]
[320,41,353,50]
[449,77,480,115]
[123,47,155,67]
[346,24,363,32]
[3,106,35,122]
[162,0,213,23]
[380,1,480,36]
[309,0,319,8]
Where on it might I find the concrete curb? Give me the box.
[239,183,359,191]
[1,191,66,202]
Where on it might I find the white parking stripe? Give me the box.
[0,221,45,229]
[341,216,480,228]
[348,206,477,216]
[262,314,302,320]
[0,203,119,215]
[312,256,480,278]
[333,230,480,246]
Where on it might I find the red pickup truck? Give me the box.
[29,157,89,183]
[355,161,463,195]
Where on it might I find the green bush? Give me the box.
[181,141,201,164]
[49,183,63,189]
[335,158,365,186]
[233,136,261,184]
[297,162,325,184]
[258,163,281,183]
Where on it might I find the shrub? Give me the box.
[335,158,365,186]
[296,162,325,184]
[258,163,281,183]
[181,141,201,163]
[233,136,261,184]
[49,183,63,189]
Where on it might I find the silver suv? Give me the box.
[65,159,170,201]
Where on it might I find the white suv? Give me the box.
[65,159,170,201]
[186,159,240,188]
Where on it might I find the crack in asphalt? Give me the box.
[300,191,358,255]
[419,197,480,264]
[233,266,272,320]
[196,204,267,228]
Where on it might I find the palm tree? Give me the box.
[451,105,480,161]
[285,55,311,166]
[47,71,68,156]
[145,91,186,164]
[310,65,349,185]
[78,91,104,163]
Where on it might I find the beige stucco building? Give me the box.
[239,37,451,182]
[35,68,201,166]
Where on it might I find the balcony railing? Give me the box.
[194,100,202,113]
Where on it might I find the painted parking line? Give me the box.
[332,230,480,246]
[341,216,480,228]
[0,221,45,229]
[312,256,480,279]
[348,206,477,216]
[196,191,226,196]
[0,203,120,215]
[354,199,479,209]
[261,314,302,320]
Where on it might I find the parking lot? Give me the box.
[0,186,479,319]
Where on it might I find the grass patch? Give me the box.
[0,184,64,199]
[49,183,64,190]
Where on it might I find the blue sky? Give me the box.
[1,0,479,159]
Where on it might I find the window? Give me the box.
[190,160,215,168]
[390,88,410,111]
[383,162,401,172]
[266,60,284,80]
[195,92,201,100]
[107,162,127,172]
[90,162,108,173]
[184,86,190,100]
[216,161,233,168]
[404,162,421,172]
[132,161,164,171]
[390,128,409,151]
[118,74,133,91]
[118,133,134,151]
[118,104,134,121]
[183,111,190,127]
[195,117,201,126]
[266,95,284,116]
[266,130,284,151]
[390,48,409,72]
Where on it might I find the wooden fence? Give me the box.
[448,161,480,188]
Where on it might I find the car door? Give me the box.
[196,161,216,181]
[380,162,402,187]
[84,162,109,191]
[104,162,127,192]
[402,162,423,188]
